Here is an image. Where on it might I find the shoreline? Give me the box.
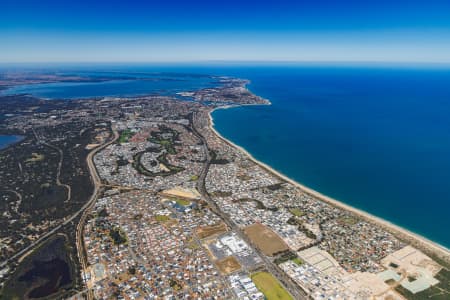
[208,106,450,265]
[0,135,25,151]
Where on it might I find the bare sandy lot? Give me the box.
[196,222,228,239]
[244,223,288,256]
[216,256,241,274]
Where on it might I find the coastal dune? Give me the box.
[208,107,450,266]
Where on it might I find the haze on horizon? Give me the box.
[2,0,450,64]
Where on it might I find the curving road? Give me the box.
[75,128,119,299]
[191,111,308,300]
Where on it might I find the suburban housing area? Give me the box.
[0,77,449,300]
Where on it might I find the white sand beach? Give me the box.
[208,107,450,265]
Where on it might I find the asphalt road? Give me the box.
[191,111,308,300]
[75,128,119,300]
[2,117,308,299]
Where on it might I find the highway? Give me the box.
[1,118,307,299]
[75,128,119,300]
[191,112,308,300]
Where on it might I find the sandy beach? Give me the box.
[208,106,450,265]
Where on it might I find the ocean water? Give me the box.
[0,135,23,150]
[211,65,450,248]
[2,64,450,247]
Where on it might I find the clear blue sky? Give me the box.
[2,0,450,63]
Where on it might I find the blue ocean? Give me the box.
[0,135,23,150]
[2,64,450,247]
[212,65,450,249]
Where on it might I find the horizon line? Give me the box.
[1,60,450,66]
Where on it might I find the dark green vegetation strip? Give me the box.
[273,251,299,265]
[287,217,317,240]
[132,151,184,177]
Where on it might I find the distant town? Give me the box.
[0,74,449,300]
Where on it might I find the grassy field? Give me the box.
[251,272,293,300]
[289,208,305,217]
[154,214,171,222]
[175,198,191,206]
[292,257,303,265]
[149,137,177,154]
[118,129,134,143]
